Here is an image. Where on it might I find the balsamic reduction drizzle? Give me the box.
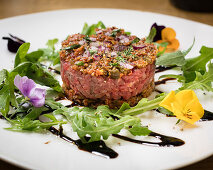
[155,78,176,86]
[200,110,213,121]
[49,126,118,159]
[155,66,177,73]
[112,132,185,147]
[65,102,80,107]
[0,115,6,120]
[154,89,164,94]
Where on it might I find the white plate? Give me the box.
[0,9,213,170]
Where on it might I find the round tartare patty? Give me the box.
[60,27,157,108]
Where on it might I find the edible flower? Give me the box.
[151,23,166,42]
[156,27,180,52]
[159,90,204,124]
[14,75,46,107]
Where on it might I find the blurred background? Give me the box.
[0,0,213,25]
[0,0,212,169]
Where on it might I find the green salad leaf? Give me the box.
[25,50,44,63]
[145,27,156,43]
[38,39,60,65]
[54,105,151,142]
[81,21,106,35]
[12,62,62,92]
[159,74,185,83]
[5,106,66,132]
[156,39,194,67]
[119,93,167,116]
[180,62,213,91]
[0,70,18,116]
[182,46,213,82]
[14,43,30,67]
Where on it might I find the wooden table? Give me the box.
[0,0,212,169]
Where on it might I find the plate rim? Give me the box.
[0,8,213,170]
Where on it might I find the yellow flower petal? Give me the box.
[159,90,204,124]
[175,111,201,124]
[175,90,195,108]
[159,91,175,111]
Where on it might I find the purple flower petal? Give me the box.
[151,23,166,42]
[14,75,36,97]
[29,88,46,107]
[14,75,46,108]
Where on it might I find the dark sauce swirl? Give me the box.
[113,132,184,147]
[155,78,176,86]
[155,66,177,73]
[200,110,213,121]
[49,126,118,159]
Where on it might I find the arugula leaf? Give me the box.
[45,99,63,110]
[156,39,194,67]
[157,107,174,116]
[53,56,60,66]
[54,105,151,142]
[12,62,62,92]
[145,27,156,43]
[154,42,168,56]
[46,39,58,51]
[118,93,167,116]
[128,124,151,136]
[0,85,10,117]
[0,70,18,116]
[6,107,65,132]
[180,62,213,91]
[25,50,43,63]
[81,21,106,35]
[38,39,59,63]
[159,74,185,83]
[182,46,213,82]
[14,43,30,67]
[81,23,89,35]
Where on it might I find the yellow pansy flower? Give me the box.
[159,90,204,124]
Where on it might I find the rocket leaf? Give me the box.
[54,105,151,142]
[182,46,213,82]
[180,62,213,91]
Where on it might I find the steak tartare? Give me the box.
[60,27,157,108]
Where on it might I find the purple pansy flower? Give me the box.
[151,23,166,42]
[14,75,46,107]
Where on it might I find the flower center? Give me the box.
[182,108,193,119]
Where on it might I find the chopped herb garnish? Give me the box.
[123,46,133,56]
[75,61,85,66]
[116,55,126,62]
[131,37,140,44]
[84,35,91,42]
[89,49,97,55]
[125,32,131,35]
[111,29,121,37]
[110,62,119,67]
[64,44,81,50]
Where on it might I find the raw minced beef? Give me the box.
[60,27,157,108]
